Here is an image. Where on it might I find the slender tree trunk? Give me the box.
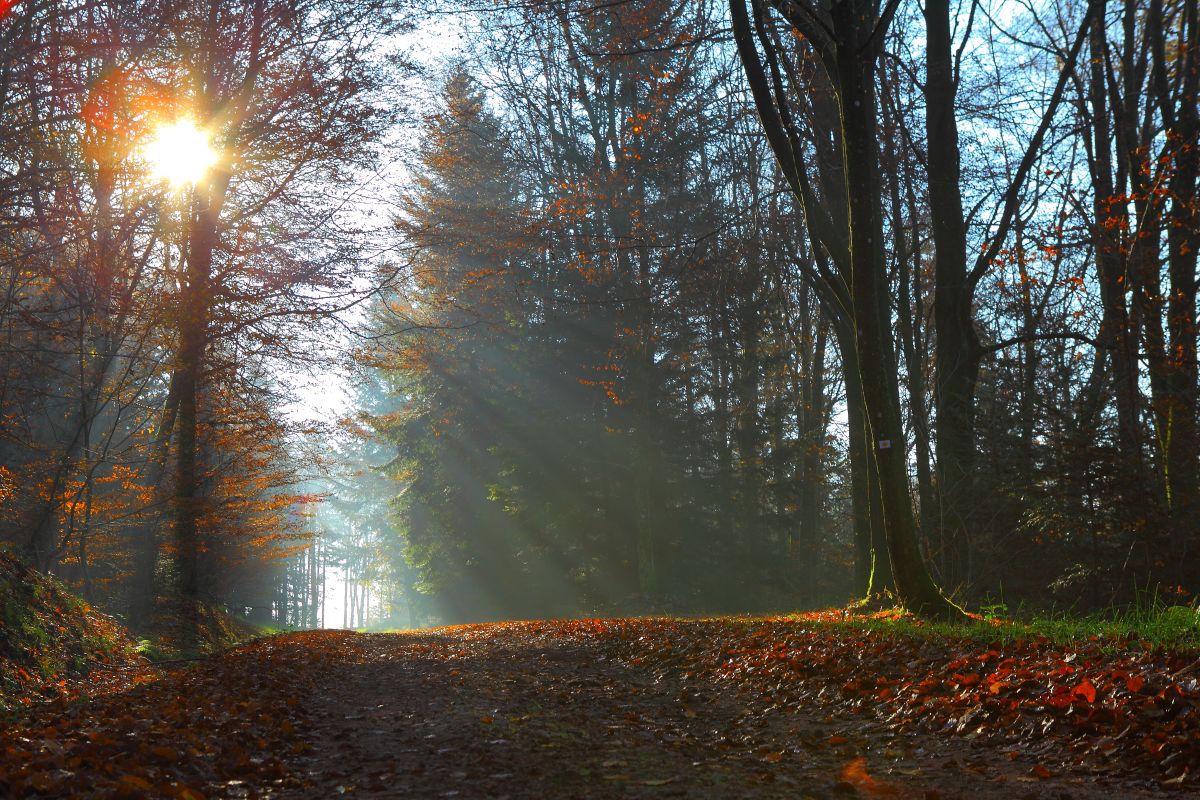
[129,375,180,630]
[796,319,829,599]
[736,290,763,582]
[1087,14,1143,469]
[887,108,936,544]
[309,543,320,628]
[631,256,659,597]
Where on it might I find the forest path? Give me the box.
[1,621,1185,798]
[286,624,1165,799]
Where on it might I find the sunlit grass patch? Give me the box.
[787,597,1200,653]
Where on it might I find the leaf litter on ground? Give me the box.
[1,609,1196,798]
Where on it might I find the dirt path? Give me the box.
[286,628,1165,799]
[2,623,1184,798]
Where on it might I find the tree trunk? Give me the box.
[176,184,218,633]
[840,332,891,596]
[924,0,980,594]
[1087,13,1143,470]
[832,0,961,619]
[128,375,180,630]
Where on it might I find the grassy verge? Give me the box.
[793,598,1200,652]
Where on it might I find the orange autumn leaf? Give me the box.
[841,756,895,795]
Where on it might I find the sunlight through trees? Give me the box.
[0,0,1197,629]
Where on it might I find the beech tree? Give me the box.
[138,0,404,622]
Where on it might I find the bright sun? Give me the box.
[144,118,219,188]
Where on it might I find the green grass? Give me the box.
[796,598,1200,652]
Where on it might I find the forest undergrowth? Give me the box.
[0,551,143,715]
[0,549,270,719]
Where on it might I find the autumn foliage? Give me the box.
[0,632,342,798]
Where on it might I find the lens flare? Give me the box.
[144,118,218,188]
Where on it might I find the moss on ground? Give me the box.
[0,551,142,712]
